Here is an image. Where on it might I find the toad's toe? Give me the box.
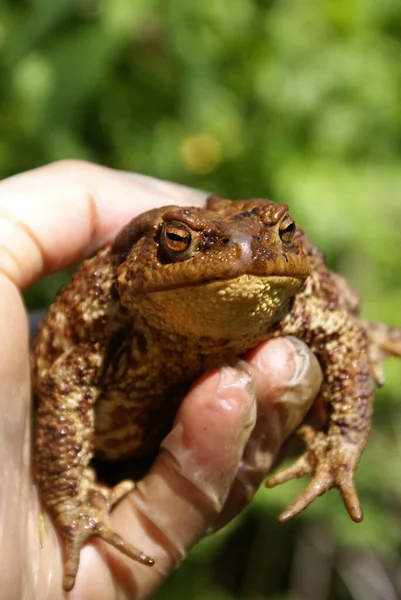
[265,426,363,524]
[54,479,154,591]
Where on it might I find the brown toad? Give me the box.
[32,195,401,591]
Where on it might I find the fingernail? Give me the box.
[277,337,323,435]
[219,362,253,391]
[284,336,315,385]
[251,337,311,387]
[215,361,256,428]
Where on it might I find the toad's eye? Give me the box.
[279,216,296,244]
[161,221,192,255]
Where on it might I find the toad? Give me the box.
[32,195,401,591]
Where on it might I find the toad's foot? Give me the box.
[362,321,401,387]
[265,425,363,523]
[57,477,154,591]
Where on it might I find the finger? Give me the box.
[0,160,207,289]
[0,275,34,597]
[212,336,323,530]
[74,365,257,599]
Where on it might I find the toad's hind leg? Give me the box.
[34,345,154,592]
[266,307,375,523]
[60,474,152,591]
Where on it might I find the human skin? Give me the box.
[0,160,322,600]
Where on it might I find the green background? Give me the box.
[2,1,401,598]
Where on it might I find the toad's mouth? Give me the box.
[122,274,307,340]
[143,273,307,294]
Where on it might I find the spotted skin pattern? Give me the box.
[32,195,401,591]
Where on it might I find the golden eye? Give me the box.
[279,216,296,244]
[161,221,192,255]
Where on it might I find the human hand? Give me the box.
[0,161,322,599]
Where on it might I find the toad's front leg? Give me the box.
[266,305,374,523]
[34,345,154,591]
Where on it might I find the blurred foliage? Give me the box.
[2,0,401,598]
